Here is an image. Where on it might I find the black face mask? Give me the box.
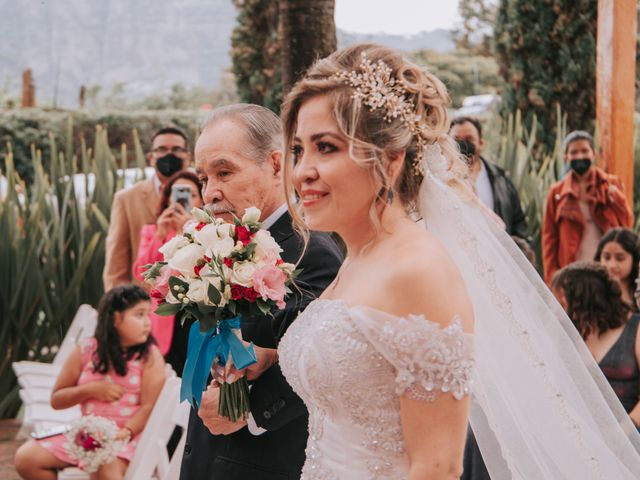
[456,139,476,165]
[156,154,184,178]
[570,158,592,176]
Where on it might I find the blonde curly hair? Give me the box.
[281,43,468,239]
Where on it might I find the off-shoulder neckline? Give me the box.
[312,298,473,335]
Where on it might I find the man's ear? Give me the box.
[147,152,154,165]
[269,150,283,177]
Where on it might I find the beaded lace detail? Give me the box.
[278,299,474,479]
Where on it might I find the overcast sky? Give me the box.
[335,0,461,35]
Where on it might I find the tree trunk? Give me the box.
[280,0,337,94]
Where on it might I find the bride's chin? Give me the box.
[303,215,334,233]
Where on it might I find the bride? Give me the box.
[276,43,640,479]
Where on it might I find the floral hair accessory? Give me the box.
[332,52,427,176]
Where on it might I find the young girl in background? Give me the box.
[595,227,640,312]
[15,285,166,480]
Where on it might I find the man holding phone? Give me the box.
[103,127,191,290]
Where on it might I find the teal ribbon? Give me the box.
[180,316,256,409]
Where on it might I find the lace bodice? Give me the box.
[278,299,474,479]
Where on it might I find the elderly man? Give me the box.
[179,104,343,480]
[103,126,191,290]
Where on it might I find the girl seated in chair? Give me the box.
[15,285,166,480]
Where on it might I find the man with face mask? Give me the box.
[542,130,633,284]
[103,126,191,290]
[450,116,529,242]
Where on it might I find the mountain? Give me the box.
[0,0,455,108]
[0,0,237,107]
[338,29,455,53]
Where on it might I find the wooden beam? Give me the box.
[596,0,637,207]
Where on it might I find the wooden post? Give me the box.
[21,69,36,108]
[596,0,637,207]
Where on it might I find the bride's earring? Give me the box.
[386,189,394,204]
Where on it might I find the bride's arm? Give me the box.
[389,241,474,480]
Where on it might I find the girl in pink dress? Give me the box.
[132,170,203,356]
[15,285,166,480]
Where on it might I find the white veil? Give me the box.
[419,145,640,479]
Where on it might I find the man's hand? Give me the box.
[198,383,248,435]
[246,345,278,381]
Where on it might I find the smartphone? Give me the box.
[171,184,192,213]
[31,424,70,440]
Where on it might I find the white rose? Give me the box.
[182,220,198,235]
[211,237,236,258]
[193,224,220,249]
[279,262,296,275]
[192,208,212,223]
[242,207,261,224]
[159,235,189,261]
[186,278,209,304]
[221,264,233,283]
[217,223,235,239]
[253,230,283,261]
[168,243,206,277]
[231,261,258,287]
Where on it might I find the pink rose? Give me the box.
[252,265,287,309]
[155,266,180,298]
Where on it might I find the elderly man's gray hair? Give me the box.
[563,130,594,154]
[201,104,284,163]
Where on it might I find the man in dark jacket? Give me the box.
[179,104,342,480]
[450,116,529,242]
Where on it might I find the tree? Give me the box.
[411,49,500,107]
[230,0,337,110]
[231,0,282,111]
[279,0,337,94]
[494,0,597,150]
[454,0,498,55]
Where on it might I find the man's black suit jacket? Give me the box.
[179,212,343,480]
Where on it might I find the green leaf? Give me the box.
[155,302,182,316]
[256,298,271,315]
[169,275,189,293]
[208,283,222,305]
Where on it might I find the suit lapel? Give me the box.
[268,211,295,244]
[139,178,158,220]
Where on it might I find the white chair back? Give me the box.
[53,304,97,366]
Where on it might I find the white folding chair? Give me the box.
[58,373,188,480]
[16,305,97,428]
[13,304,97,379]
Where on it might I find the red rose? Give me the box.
[223,257,233,268]
[236,226,252,246]
[150,289,164,299]
[195,222,207,231]
[203,255,212,263]
[243,287,259,303]
[230,284,244,301]
[276,259,284,265]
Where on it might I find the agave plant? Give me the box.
[0,120,146,418]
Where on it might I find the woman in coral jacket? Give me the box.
[132,170,203,357]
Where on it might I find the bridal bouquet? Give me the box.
[63,415,126,472]
[144,206,298,420]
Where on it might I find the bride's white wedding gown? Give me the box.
[278,298,474,479]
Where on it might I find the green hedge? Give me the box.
[0,108,205,184]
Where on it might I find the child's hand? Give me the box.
[115,428,132,442]
[88,381,125,401]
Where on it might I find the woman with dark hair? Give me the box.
[14,285,166,479]
[594,227,640,311]
[556,262,640,425]
[132,170,203,359]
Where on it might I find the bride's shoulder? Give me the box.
[381,225,474,331]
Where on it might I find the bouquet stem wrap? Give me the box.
[180,316,256,419]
